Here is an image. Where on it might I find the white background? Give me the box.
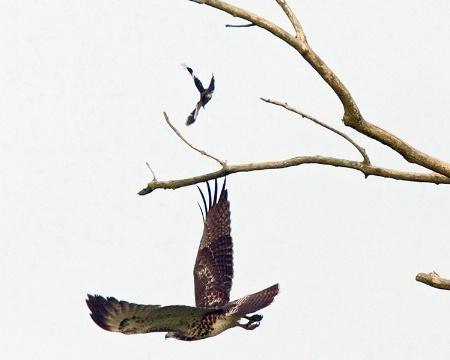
[1,1,450,359]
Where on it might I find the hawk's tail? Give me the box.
[224,284,279,317]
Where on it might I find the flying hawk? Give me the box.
[182,64,215,125]
[86,180,279,341]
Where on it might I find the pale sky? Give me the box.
[2,1,450,359]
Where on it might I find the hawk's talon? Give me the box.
[244,314,263,322]
[243,321,260,330]
[239,314,263,330]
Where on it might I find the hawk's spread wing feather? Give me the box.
[194,179,233,309]
[223,284,279,317]
[86,295,210,335]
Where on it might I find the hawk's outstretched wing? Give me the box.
[194,179,233,309]
[86,295,211,335]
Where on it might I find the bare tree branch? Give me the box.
[138,156,450,195]
[416,272,450,291]
[261,97,371,165]
[163,112,226,167]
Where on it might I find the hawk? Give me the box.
[182,64,215,125]
[86,179,279,341]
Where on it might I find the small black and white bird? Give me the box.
[182,64,215,125]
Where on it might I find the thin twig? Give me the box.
[145,162,157,181]
[225,23,256,28]
[416,272,450,291]
[261,97,371,164]
[275,0,305,40]
[163,112,227,167]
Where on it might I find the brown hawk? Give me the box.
[182,64,215,126]
[86,179,279,341]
